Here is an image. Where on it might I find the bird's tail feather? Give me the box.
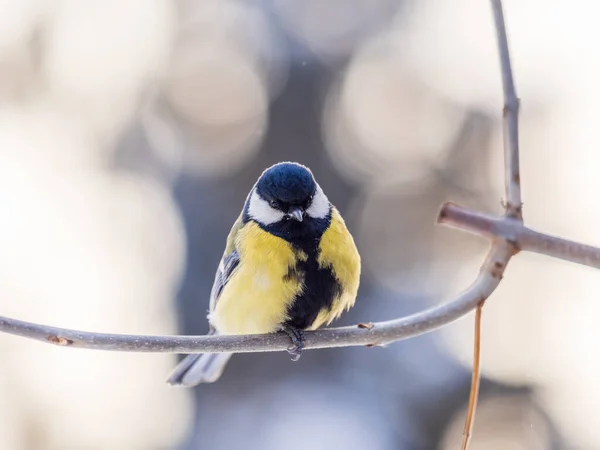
[167,352,233,386]
[166,331,233,387]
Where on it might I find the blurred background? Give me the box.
[0,0,598,449]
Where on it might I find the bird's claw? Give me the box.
[283,326,304,361]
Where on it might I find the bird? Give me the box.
[167,161,361,387]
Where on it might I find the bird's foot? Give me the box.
[282,326,304,361]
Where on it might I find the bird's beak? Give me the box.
[286,206,304,222]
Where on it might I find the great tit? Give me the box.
[167,162,361,386]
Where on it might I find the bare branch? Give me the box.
[491,0,522,219]
[459,2,522,446]
[0,245,511,353]
[439,203,600,270]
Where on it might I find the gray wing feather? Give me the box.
[208,249,240,313]
[168,217,243,386]
[208,214,244,323]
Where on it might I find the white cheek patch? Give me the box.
[248,189,285,225]
[306,184,330,219]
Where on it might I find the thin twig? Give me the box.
[439,203,600,269]
[491,0,522,219]
[461,303,484,450]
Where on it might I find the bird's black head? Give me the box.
[244,162,331,241]
[256,162,316,212]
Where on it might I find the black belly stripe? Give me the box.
[248,211,339,330]
[284,246,342,330]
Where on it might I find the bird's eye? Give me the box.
[270,200,279,209]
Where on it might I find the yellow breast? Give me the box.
[209,208,361,334]
[208,222,304,335]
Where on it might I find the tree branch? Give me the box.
[459,1,522,446]
[491,0,522,219]
[439,203,600,269]
[0,244,510,353]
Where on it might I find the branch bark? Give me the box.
[0,245,511,353]
[460,1,522,446]
[439,203,600,269]
[492,0,522,219]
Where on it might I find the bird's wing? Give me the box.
[208,213,244,315]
